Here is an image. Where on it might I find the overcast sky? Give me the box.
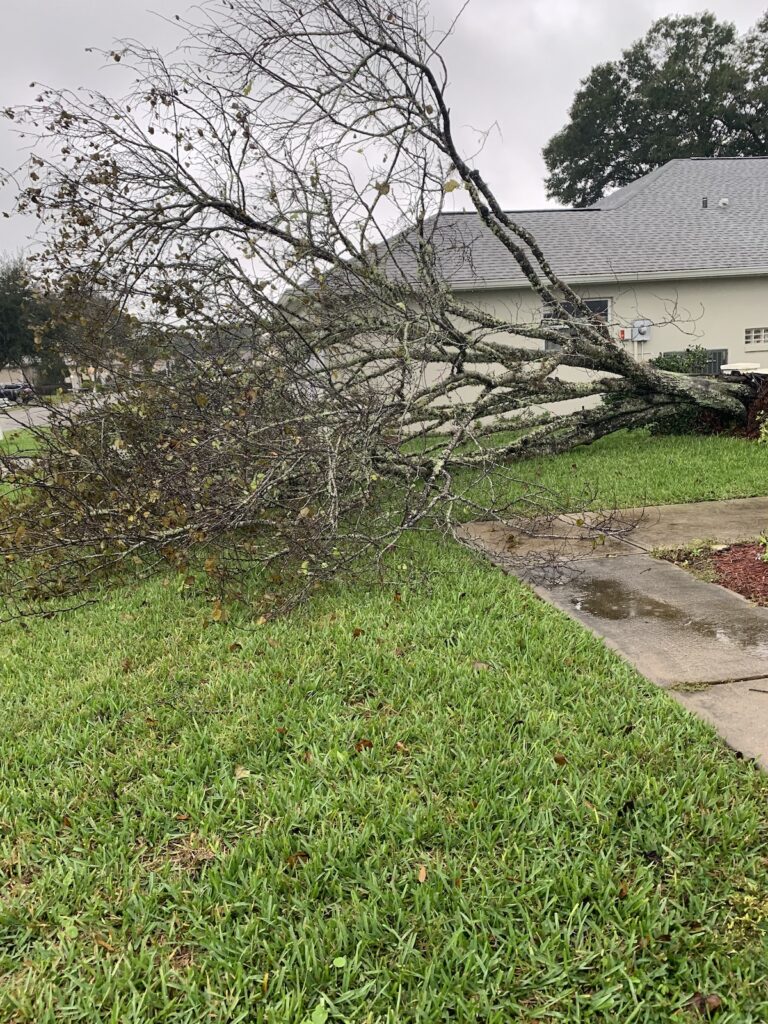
[2,0,767,254]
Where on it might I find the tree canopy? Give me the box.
[0,257,127,385]
[544,13,768,207]
[0,257,38,373]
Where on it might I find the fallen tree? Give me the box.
[0,0,757,616]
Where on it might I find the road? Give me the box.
[0,403,53,435]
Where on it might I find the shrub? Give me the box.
[649,345,710,375]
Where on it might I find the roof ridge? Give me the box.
[689,155,768,161]
[592,160,679,212]
[437,207,597,216]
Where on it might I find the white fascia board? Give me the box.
[452,266,768,292]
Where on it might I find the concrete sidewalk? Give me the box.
[461,495,768,560]
[537,553,768,688]
[462,497,768,765]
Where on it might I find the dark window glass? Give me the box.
[543,299,609,350]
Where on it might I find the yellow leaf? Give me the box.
[373,181,390,196]
[443,179,461,193]
[234,765,251,780]
[417,864,427,883]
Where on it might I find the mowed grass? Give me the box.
[460,429,768,514]
[1,433,768,1021]
[0,427,43,456]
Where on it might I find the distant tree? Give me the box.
[0,257,37,373]
[0,255,145,385]
[543,13,768,207]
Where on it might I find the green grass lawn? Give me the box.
[460,429,768,514]
[0,427,43,456]
[2,432,768,1022]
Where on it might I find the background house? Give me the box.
[428,157,768,374]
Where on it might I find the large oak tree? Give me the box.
[544,13,768,207]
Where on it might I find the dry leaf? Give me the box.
[234,765,251,780]
[686,993,723,1017]
[355,738,373,752]
[417,864,427,883]
[443,179,461,193]
[352,627,365,638]
[553,753,568,766]
[472,660,492,671]
[286,850,310,867]
[394,741,408,754]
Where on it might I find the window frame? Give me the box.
[745,327,768,348]
[542,297,612,352]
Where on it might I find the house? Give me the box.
[423,156,768,374]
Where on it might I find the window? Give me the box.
[542,298,610,351]
[745,327,768,346]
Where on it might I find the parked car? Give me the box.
[0,383,34,405]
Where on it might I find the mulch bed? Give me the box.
[710,543,768,605]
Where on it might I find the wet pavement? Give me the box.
[538,554,768,688]
[462,497,768,766]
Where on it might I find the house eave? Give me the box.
[451,266,768,292]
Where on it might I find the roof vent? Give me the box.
[702,197,708,208]
[718,197,730,208]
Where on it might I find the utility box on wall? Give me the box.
[631,319,653,342]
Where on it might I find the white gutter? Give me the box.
[452,265,768,292]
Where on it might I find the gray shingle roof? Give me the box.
[416,157,768,290]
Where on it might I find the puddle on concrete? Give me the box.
[570,577,768,657]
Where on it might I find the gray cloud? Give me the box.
[2,0,767,253]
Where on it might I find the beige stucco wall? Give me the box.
[410,275,768,426]
[457,274,768,366]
